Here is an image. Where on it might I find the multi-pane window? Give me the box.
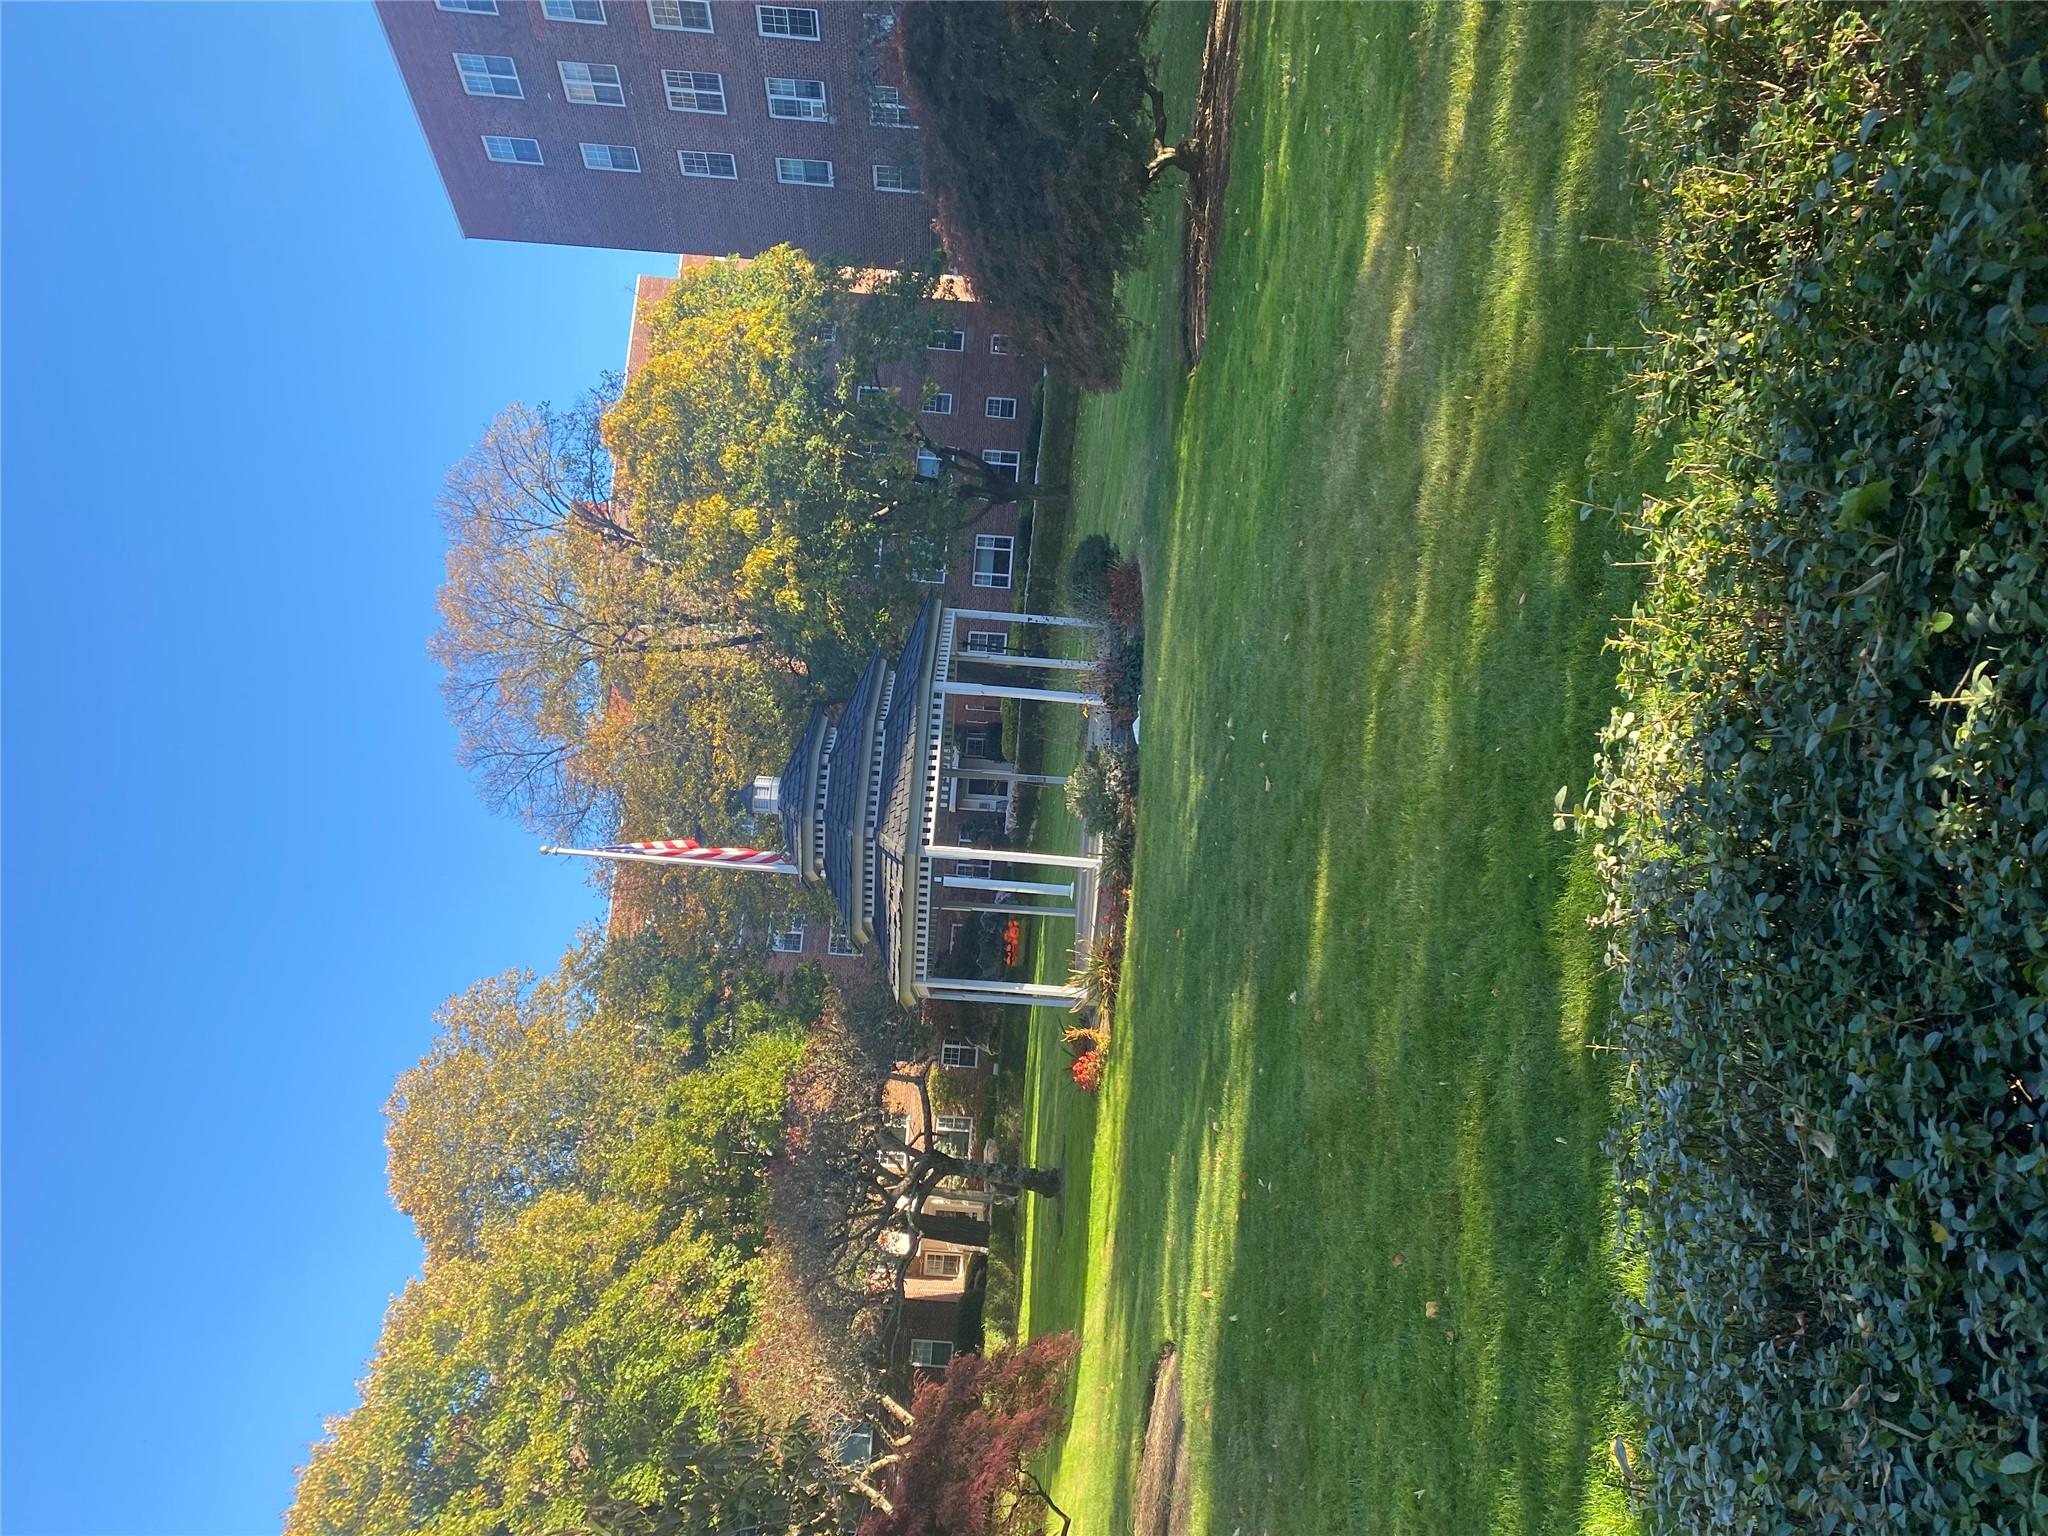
[647,0,713,29]
[923,1251,963,1280]
[872,163,921,193]
[828,924,857,956]
[437,0,499,13]
[765,77,828,120]
[910,1339,954,1369]
[913,558,948,585]
[981,450,1021,479]
[940,1040,978,1069]
[775,157,833,186]
[914,448,942,479]
[541,0,605,22]
[581,142,640,171]
[482,135,544,164]
[952,859,993,880]
[770,915,806,953]
[964,630,1010,656]
[678,149,737,178]
[985,396,1018,419]
[922,392,953,416]
[928,329,966,352]
[756,5,821,38]
[663,69,726,113]
[972,532,1015,589]
[856,385,888,402]
[455,52,522,97]
[869,83,914,128]
[935,1114,975,1158]
[559,61,625,104]
[989,333,1012,355]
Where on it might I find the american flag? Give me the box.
[542,838,798,875]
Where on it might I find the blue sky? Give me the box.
[1,5,677,1531]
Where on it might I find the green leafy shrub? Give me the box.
[1067,533,1122,613]
[1594,6,2048,1530]
[1064,745,1132,831]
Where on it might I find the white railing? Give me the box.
[913,618,956,984]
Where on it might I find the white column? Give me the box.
[942,766,1070,787]
[948,607,1103,630]
[923,978,1088,1003]
[937,679,1102,707]
[960,651,1098,672]
[940,900,1078,919]
[927,843,1099,870]
[941,875,1075,899]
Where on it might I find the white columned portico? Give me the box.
[925,843,1098,870]
[925,978,1087,1003]
[948,608,1104,630]
[940,875,1075,899]
[936,679,1103,708]
[941,766,1070,786]
[958,651,1098,671]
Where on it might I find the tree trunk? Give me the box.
[941,1155,1062,1200]
[914,1208,992,1249]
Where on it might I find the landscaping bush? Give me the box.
[1593,7,2048,1530]
[1065,745,1133,831]
[1067,534,1122,613]
[1105,558,1145,631]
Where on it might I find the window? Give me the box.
[648,0,713,28]
[770,915,805,953]
[914,448,941,479]
[960,726,998,760]
[663,69,726,113]
[935,1114,975,1157]
[984,396,1018,420]
[923,1251,963,1280]
[941,1040,978,1070]
[884,1110,912,1147]
[559,60,625,105]
[951,859,993,880]
[856,385,888,402]
[756,5,821,38]
[870,84,914,128]
[828,924,857,956]
[921,392,953,416]
[928,330,965,352]
[581,142,640,171]
[765,77,828,120]
[541,0,605,21]
[872,163,921,193]
[913,559,948,585]
[910,1338,954,1369]
[678,149,737,179]
[775,157,833,186]
[972,533,1014,589]
[990,333,1012,355]
[455,52,522,97]
[964,630,1009,656]
[437,0,499,13]
[482,135,543,164]
[981,449,1021,480]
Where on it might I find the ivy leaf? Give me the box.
[1927,610,1955,634]
[1835,478,1892,528]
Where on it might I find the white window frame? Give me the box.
[828,924,857,956]
[541,0,606,23]
[934,1113,975,1158]
[770,915,806,953]
[558,60,625,106]
[437,0,499,13]
[775,157,834,187]
[952,859,993,880]
[989,333,1012,355]
[984,396,1018,420]
[869,84,914,128]
[921,392,953,416]
[647,0,714,28]
[756,4,821,39]
[927,329,966,352]
[662,69,727,114]
[922,1251,963,1280]
[964,630,1009,656]
[580,142,640,171]
[972,532,1015,590]
[481,135,543,164]
[981,449,1021,477]
[454,52,522,97]
[909,1338,954,1369]
[912,559,948,585]
[914,448,941,479]
[765,76,829,121]
[872,163,921,194]
[940,1040,978,1070]
[677,149,737,179]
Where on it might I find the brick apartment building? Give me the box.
[379,0,939,260]
[625,258,1044,984]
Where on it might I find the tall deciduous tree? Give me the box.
[894,2,1197,390]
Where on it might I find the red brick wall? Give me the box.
[379,0,941,260]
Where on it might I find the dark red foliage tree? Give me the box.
[857,1333,1081,1536]
[894,2,1197,391]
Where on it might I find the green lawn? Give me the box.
[1014,5,1664,1534]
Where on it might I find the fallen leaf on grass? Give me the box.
[1425,1300,1440,1318]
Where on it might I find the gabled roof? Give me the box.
[823,653,888,926]
[871,597,940,982]
[777,708,831,866]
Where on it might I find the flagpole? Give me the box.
[541,845,801,876]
